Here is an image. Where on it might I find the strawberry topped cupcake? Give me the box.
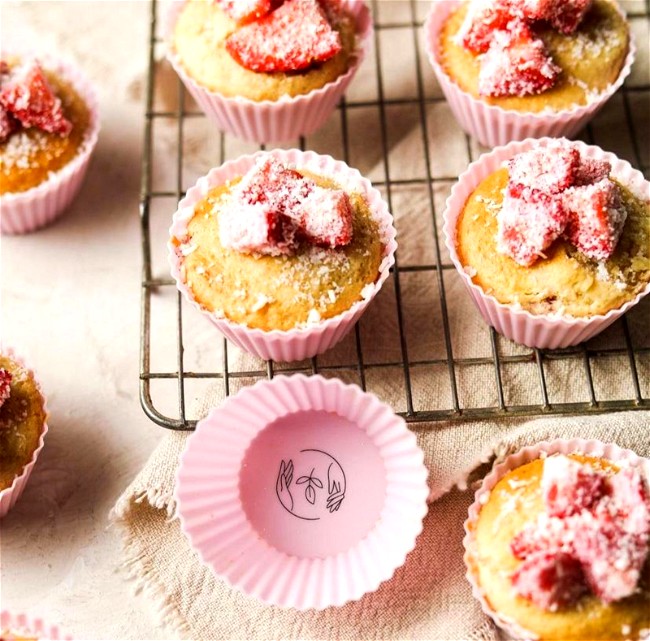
[169,149,396,361]
[444,138,650,349]
[166,0,372,142]
[0,54,99,234]
[425,0,635,146]
[465,443,650,639]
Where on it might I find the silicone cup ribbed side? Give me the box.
[168,149,397,362]
[175,374,429,610]
[442,137,650,349]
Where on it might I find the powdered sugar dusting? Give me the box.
[0,368,12,410]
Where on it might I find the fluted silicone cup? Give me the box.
[0,348,49,518]
[176,374,429,609]
[0,52,100,234]
[463,438,650,639]
[424,0,636,147]
[169,148,397,362]
[443,137,650,349]
[0,611,72,640]
[165,0,372,142]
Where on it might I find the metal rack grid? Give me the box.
[140,0,650,430]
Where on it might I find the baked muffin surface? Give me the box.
[456,167,650,317]
[177,172,384,331]
[0,354,45,491]
[439,0,629,112]
[172,0,358,101]
[473,455,650,640]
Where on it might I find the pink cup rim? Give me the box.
[168,148,397,340]
[0,50,101,205]
[442,136,650,329]
[423,0,637,121]
[175,374,429,609]
[0,610,72,640]
[0,348,49,512]
[463,438,650,639]
[164,0,373,109]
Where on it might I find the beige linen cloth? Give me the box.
[112,394,650,640]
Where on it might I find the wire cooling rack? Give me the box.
[140,0,650,430]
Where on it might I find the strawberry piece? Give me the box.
[225,0,342,73]
[512,551,588,610]
[0,60,72,136]
[0,368,11,410]
[574,157,610,186]
[497,186,569,266]
[0,106,17,142]
[607,468,650,536]
[457,0,516,54]
[562,179,627,262]
[215,0,274,24]
[479,26,560,97]
[508,145,580,195]
[219,201,297,256]
[511,515,575,559]
[542,455,607,518]
[522,0,593,34]
[301,187,353,248]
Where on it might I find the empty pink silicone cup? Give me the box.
[169,148,397,362]
[165,0,372,142]
[443,137,650,349]
[424,0,636,147]
[0,51,100,235]
[0,348,49,519]
[463,438,650,639]
[0,611,71,640]
[175,374,429,609]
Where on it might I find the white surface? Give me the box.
[1,3,175,639]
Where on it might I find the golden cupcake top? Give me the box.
[439,0,629,112]
[456,141,650,317]
[0,56,91,195]
[0,352,46,491]
[172,0,358,101]
[172,156,385,331]
[474,454,650,640]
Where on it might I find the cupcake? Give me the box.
[0,53,99,234]
[169,149,396,362]
[424,0,636,147]
[464,440,650,639]
[0,350,48,518]
[443,137,650,349]
[166,0,372,142]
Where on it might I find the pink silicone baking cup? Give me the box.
[0,52,100,235]
[424,1,636,148]
[443,137,650,349]
[176,374,429,609]
[0,611,72,640]
[463,438,650,639]
[169,148,397,362]
[0,348,49,518]
[165,0,372,142]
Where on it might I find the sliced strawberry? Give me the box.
[508,145,580,195]
[512,551,588,610]
[301,186,353,248]
[214,0,275,24]
[542,455,608,518]
[219,201,297,256]
[497,185,569,266]
[0,106,17,142]
[573,157,610,186]
[0,368,11,410]
[479,25,560,98]
[562,179,627,261]
[0,60,72,136]
[225,0,342,73]
[457,0,516,54]
[528,0,593,34]
[511,515,575,560]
